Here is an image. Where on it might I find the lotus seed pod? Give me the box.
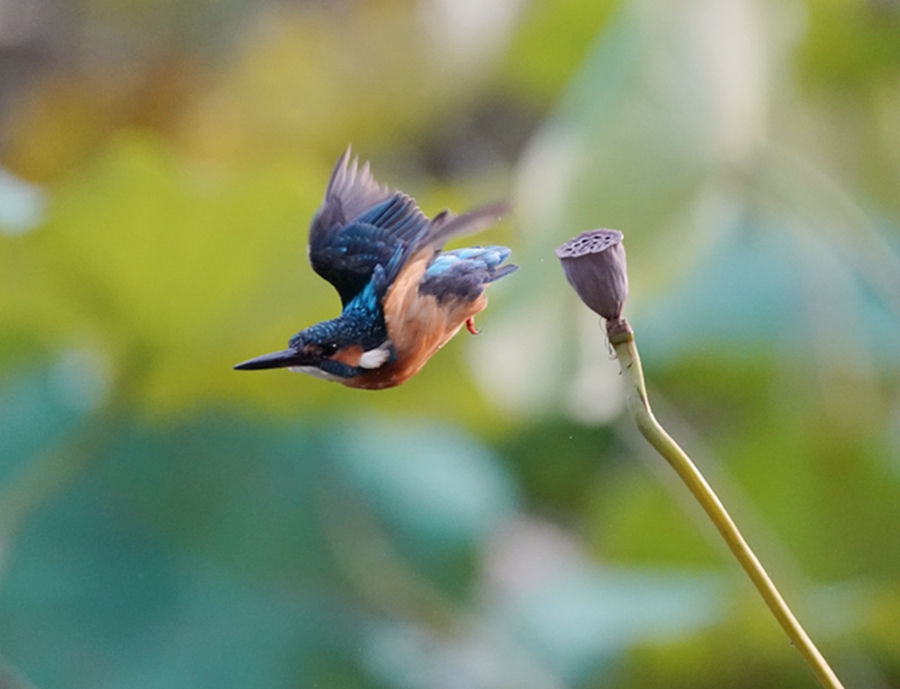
[556,229,628,320]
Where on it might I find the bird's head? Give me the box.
[233,320,392,379]
[233,323,341,372]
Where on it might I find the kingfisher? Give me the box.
[233,147,517,390]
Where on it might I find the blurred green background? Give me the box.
[2,0,900,687]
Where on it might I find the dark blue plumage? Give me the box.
[234,147,517,389]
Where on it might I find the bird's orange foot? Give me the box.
[466,317,480,335]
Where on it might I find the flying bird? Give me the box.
[234,147,517,389]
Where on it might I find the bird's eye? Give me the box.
[322,343,339,356]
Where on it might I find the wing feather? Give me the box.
[307,146,510,307]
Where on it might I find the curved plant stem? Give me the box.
[607,319,845,689]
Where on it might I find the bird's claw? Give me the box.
[466,317,480,335]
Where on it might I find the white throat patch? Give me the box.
[359,345,391,369]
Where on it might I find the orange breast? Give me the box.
[340,250,488,390]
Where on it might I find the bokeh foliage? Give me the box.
[2,0,900,688]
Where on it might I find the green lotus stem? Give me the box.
[607,319,844,689]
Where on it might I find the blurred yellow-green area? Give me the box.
[2,0,900,687]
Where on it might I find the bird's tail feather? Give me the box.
[485,262,518,282]
[421,201,511,250]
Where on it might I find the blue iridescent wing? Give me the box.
[308,148,431,307]
[309,147,512,307]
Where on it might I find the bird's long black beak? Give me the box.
[233,348,304,371]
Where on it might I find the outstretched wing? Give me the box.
[309,146,511,307]
[308,147,431,307]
